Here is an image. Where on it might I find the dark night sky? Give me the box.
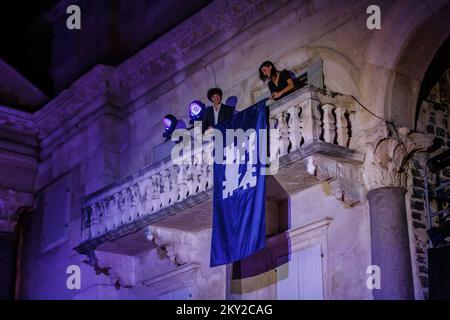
[0,0,212,108]
[0,1,59,95]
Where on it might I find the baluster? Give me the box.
[92,203,100,236]
[137,180,148,216]
[101,200,109,232]
[177,164,189,201]
[335,106,349,147]
[287,105,302,152]
[126,186,138,222]
[276,111,290,156]
[190,154,201,195]
[142,178,154,214]
[169,165,181,203]
[185,163,196,196]
[119,190,127,225]
[322,104,336,144]
[150,174,162,212]
[268,116,280,164]
[111,192,121,229]
[201,142,214,190]
[204,163,212,190]
[133,185,140,217]
[82,206,91,240]
[159,169,171,207]
[101,199,113,232]
[203,138,214,166]
[199,162,211,192]
[301,99,321,144]
[103,197,113,231]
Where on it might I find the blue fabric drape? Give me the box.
[210,100,267,267]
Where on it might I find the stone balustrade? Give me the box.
[77,85,358,253]
[79,141,214,250]
[267,85,353,159]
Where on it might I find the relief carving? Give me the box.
[363,123,433,190]
[145,226,198,266]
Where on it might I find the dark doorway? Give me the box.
[0,232,17,300]
[428,246,450,299]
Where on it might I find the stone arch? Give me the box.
[361,0,450,129]
[248,45,361,102]
[279,45,361,96]
[415,38,450,130]
[301,46,361,97]
[404,66,450,299]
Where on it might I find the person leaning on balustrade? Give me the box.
[259,60,299,101]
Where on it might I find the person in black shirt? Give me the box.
[259,61,297,101]
[202,88,234,133]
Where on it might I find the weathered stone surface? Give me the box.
[368,187,414,300]
[77,86,366,251]
[363,125,433,191]
[0,189,33,232]
[0,0,449,300]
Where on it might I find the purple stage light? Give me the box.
[162,114,178,139]
[189,100,205,122]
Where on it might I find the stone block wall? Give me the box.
[408,69,450,299]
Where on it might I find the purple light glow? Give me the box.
[189,102,202,116]
[162,117,172,130]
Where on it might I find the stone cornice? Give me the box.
[116,0,276,92]
[1,0,292,147]
[142,262,200,288]
[33,65,117,140]
[26,0,285,142]
[0,105,36,135]
[0,58,47,109]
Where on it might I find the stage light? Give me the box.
[189,100,205,123]
[162,114,178,140]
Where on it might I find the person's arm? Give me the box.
[270,71,295,100]
[272,79,294,98]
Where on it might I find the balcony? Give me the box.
[75,85,365,254]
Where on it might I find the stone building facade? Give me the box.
[0,0,449,299]
[407,69,450,299]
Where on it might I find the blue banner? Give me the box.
[210,100,267,267]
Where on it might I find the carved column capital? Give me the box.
[363,124,433,191]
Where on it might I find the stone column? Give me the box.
[367,186,414,299]
[362,125,433,300]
